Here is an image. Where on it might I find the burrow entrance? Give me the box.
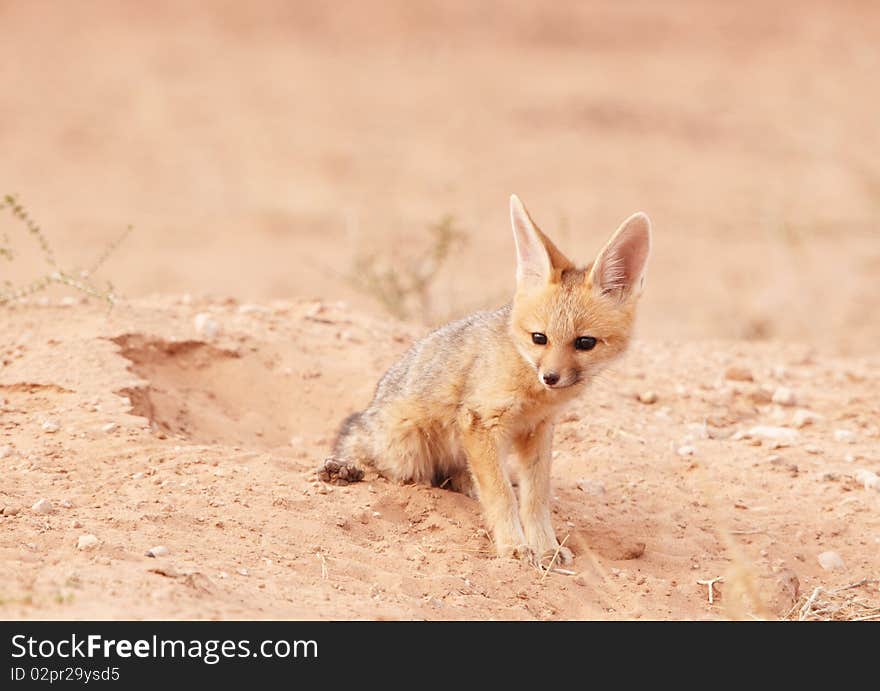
[112,334,304,448]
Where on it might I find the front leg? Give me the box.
[459,411,530,562]
[512,421,572,565]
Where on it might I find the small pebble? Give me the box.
[637,391,658,405]
[101,422,118,433]
[804,445,823,455]
[0,445,13,459]
[194,313,221,339]
[146,545,170,558]
[749,388,773,404]
[792,409,822,429]
[31,499,54,515]
[576,479,606,496]
[238,303,270,315]
[3,506,21,516]
[834,429,856,444]
[71,519,83,529]
[677,445,696,457]
[817,551,845,571]
[77,534,99,551]
[747,426,799,444]
[771,387,796,407]
[724,366,754,382]
[41,420,60,433]
[854,469,880,492]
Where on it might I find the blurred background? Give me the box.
[1,1,878,353]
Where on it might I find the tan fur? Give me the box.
[322,196,652,565]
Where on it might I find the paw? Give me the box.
[540,545,574,569]
[317,457,364,485]
[498,543,537,565]
[443,471,477,498]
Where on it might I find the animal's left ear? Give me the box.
[589,212,652,301]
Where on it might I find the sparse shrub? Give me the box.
[0,194,131,306]
[348,214,466,323]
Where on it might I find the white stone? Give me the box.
[772,387,797,407]
[854,470,880,492]
[31,499,54,514]
[792,409,822,429]
[0,445,13,459]
[817,551,845,571]
[41,420,60,433]
[637,391,658,405]
[677,445,696,457]
[577,479,606,496]
[146,545,169,558]
[685,423,710,439]
[101,422,118,433]
[194,313,221,339]
[238,304,270,315]
[834,429,857,444]
[747,426,799,444]
[77,534,99,550]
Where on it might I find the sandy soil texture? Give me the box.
[1,297,878,620]
[1,2,879,619]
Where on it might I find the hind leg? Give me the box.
[318,457,365,485]
[318,411,372,485]
[441,468,477,498]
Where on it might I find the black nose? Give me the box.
[542,371,560,386]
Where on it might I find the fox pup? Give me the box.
[320,195,652,565]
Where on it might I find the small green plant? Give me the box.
[0,194,131,307]
[348,214,466,322]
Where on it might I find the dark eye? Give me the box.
[574,336,597,351]
[531,332,547,345]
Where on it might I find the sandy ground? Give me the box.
[1,2,879,619]
[1,296,878,620]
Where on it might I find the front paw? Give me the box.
[497,542,537,565]
[539,545,574,568]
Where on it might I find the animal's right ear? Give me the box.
[510,194,552,289]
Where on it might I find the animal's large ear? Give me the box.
[589,212,652,301]
[510,194,572,288]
